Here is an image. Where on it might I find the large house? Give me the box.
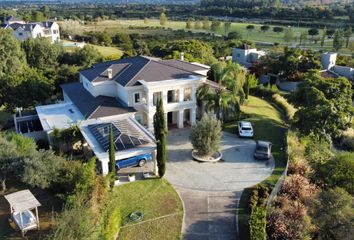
[15,56,210,175]
[2,16,60,43]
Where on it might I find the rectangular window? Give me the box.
[184,88,192,101]
[19,33,23,36]
[134,93,141,103]
[153,92,162,106]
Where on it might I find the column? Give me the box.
[191,108,196,125]
[152,149,158,176]
[178,110,184,128]
[101,160,109,175]
[162,90,168,106]
[147,90,154,107]
[165,112,168,130]
[179,88,184,102]
[191,86,197,102]
[147,113,154,132]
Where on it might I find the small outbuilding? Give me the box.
[4,189,41,237]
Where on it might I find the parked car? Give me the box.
[116,153,152,170]
[238,121,254,137]
[254,141,272,160]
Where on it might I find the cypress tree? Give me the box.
[153,98,167,177]
[109,124,116,174]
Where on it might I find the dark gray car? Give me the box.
[254,141,272,160]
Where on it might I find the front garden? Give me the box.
[115,179,183,240]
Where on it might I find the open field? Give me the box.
[224,95,287,240]
[61,40,123,59]
[59,19,353,54]
[115,179,183,240]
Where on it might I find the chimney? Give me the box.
[180,52,185,61]
[107,68,113,79]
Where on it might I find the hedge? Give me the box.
[272,94,296,121]
[248,185,269,240]
[102,199,121,240]
[249,206,267,240]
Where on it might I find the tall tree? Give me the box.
[300,31,308,46]
[320,26,327,48]
[153,99,167,177]
[109,124,115,174]
[224,21,231,35]
[310,188,354,240]
[202,17,210,30]
[294,71,353,138]
[186,18,193,29]
[159,12,167,26]
[343,27,352,48]
[333,30,344,51]
[283,28,295,43]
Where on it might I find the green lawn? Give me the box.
[61,40,123,60]
[224,95,287,240]
[59,19,354,54]
[114,179,183,240]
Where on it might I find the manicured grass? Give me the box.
[224,95,287,240]
[61,40,123,59]
[114,179,183,240]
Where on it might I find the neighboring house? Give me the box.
[232,44,266,68]
[321,52,354,82]
[2,16,60,43]
[14,55,210,175]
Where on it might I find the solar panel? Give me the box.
[87,120,151,152]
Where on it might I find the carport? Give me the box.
[80,117,157,175]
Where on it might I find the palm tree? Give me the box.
[204,62,246,121]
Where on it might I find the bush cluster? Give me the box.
[272,94,296,121]
[248,185,269,240]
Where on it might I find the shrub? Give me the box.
[250,85,278,98]
[281,174,318,204]
[101,198,121,240]
[190,115,222,156]
[272,94,296,121]
[267,198,312,240]
[341,128,354,151]
[320,153,354,194]
[249,206,266,240]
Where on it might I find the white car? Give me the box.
[238,121,254,138]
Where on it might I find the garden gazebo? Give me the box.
[4,189,41,237]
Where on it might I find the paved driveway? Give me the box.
[165,128,274,240]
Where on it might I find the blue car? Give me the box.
[115,153,153,170]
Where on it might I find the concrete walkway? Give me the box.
[166,129,274,240]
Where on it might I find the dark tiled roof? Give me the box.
[163,59,209,72]
[61,82,135,119]
[80,56,203,87]
[8,23,39,31]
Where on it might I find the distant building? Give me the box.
[232,44,266,68]
[321,52,353,82]
[2,16,60,43]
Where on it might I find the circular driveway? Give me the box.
[165,128,274,192]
